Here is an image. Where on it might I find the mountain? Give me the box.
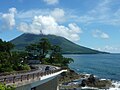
[11,34,105,54]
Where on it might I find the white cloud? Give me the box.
[17,9,50,19]
[93,30,109,39]
[75,15,95,24]
[73,0,120,26]
[17,15,82,42]
[2,7,17,29]
[0,8,82,41]
[17,8,65,23]
[43,0,59,5]
[16,8,82,24]
[89,0,111,15]
[50,8,65,22]
[97,45,120,53]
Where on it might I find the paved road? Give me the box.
[0,64,61,85]
[0,64,59,79]
[33,64,59,72]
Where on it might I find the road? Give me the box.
[33,64,59,72]
[0,64,59,79]
[0,64,61,85]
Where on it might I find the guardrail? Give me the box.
[0,69,62,85]
[0,69,37,76]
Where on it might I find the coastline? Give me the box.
[59,69,120,90]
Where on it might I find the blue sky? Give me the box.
[0,0,120,53]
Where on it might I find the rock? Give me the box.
[87,74,96,85]
[81,79,86,87]
[59,69,80,84]
[59,71,112,90]
[84,74,112,89]
[79,74,112,89]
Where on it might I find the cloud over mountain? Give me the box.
[0,7,82,42]
[17,15,82,42]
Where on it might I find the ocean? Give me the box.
[64,54,120,89]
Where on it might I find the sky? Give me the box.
[0,0,120,53]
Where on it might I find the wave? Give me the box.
[110,81,120,90]
[81,73,120,90]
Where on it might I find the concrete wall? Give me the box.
[16,84,31,90]
[16,76,58,90]
[35,77,58,90]
[15,70,67,90]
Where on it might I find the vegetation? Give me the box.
[0,37,73,72]
[11,34,105,54]
[0,39,30,73]
[0,37,74,90]
[0,83,15,90]
[26,38,73,67]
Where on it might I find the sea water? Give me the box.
[64,54,120,90]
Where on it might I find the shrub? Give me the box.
[0,83,16,90]
[21,64,31,71]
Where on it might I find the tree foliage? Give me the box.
[0,39,30,73]
[0,83,15,90]
[0,39,14,56]
[26,38,73,67]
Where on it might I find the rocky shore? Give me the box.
[59,69,113,90]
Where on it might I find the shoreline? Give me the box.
[59,69,120,90]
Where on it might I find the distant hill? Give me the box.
[11,34,106,54]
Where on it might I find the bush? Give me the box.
[0,67,13,72]
[21,64,31,71]
[0,83,16,90]
[0,64,14,72]
[41,58,49,64]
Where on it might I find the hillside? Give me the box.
[11,34,105,54]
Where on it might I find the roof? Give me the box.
[28,60,41,64]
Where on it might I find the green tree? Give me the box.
[37,38,51,62]
[25,38,51,63]
[61,57,73,67]
[25,44,37,55]
[0,39,14,56]
[0,38,30,72]
[0,52,9,64]
[4,41,14,56]
[49,45,62,64]
[49,45,73,67]
[25,38,73,67]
